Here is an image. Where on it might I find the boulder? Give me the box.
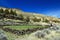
[35,31,46,38]
[43,29,51,34]
[0,30,7,40]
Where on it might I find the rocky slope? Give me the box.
[10,24,60,40]
[0,7,60,26]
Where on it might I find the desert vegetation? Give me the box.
[0,7,60,24]
[0,7,60,40]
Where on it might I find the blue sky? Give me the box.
[0,0,60,18]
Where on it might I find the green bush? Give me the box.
[33,17,41,22]
[25,16,30,23]
[4,9,9,14]
[0,8,4,13]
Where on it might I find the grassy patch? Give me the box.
[4,25,44,30]
[3,25,50,40]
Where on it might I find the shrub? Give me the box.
[25,16,30,23]
[4,9,9,14]
[0,8,4,13]
[33,17,41,22]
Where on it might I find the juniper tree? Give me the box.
[25,16,30,23]
[4,9,9,14]
[0,8,4,13]
[10,9,17,16]
[19,14,24,20]
[43,19,49,23]
[0,8,5,19]
[33,17,41,22]
[13,10,17,16]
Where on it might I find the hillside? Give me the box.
[0,7,60,40]
[0,7,60,26]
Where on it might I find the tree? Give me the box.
[10,9,14,14]
[0,8,5,19]
[25,16,30,23]
[4,9,9,14]
[10,9,17,16]
[43,19,49,23]
[0,8,4,13]
[13,10,17,16]
[4,9,9,18]
[19,14,24,20]
[33,17,41,22]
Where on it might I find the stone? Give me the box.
[0,30,7,40]
[35,31,46,38]
[43,29,51,34]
